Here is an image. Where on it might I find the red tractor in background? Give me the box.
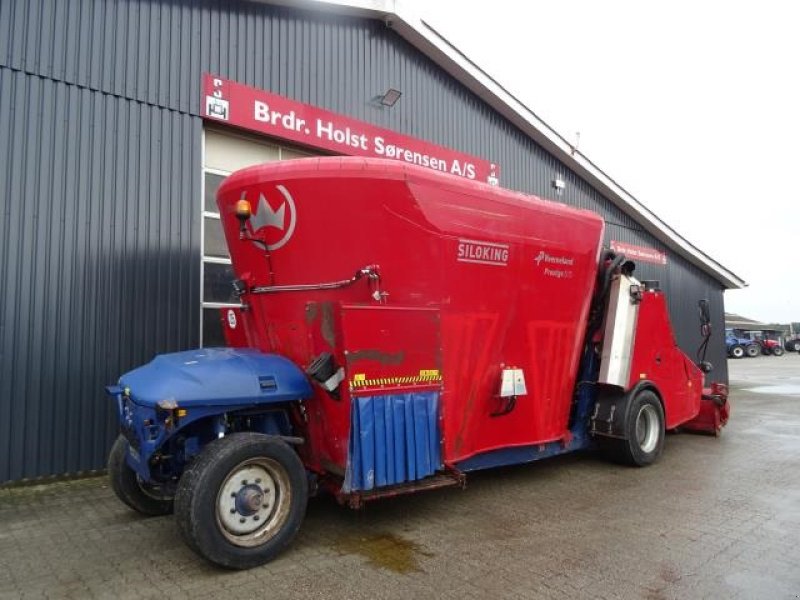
[725,330,761,358]
[725,328,785,357]
[758,338,785,356]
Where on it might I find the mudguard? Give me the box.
[590,381,659,440]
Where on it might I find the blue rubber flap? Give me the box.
[119,347,312,407]
[345,391,441,492]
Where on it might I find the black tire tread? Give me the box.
[597,390,665,467]
[619,390,665,467]
[174,432,307,569]
[107,435,174,516]
[596,437,626,464]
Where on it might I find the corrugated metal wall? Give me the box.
[0,0,727,482]
[0,68,201,482]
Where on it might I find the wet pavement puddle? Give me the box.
[743,384,800,396]
[333,532,434,573]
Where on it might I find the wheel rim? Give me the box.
[732,347,743,358]
[216,457,292,548]
[635,404,660,454]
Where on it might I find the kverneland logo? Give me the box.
[244,184,297,250]
[534,250,574,266]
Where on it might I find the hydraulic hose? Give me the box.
[586,250,626,341]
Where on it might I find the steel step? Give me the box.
[342,471,466,508]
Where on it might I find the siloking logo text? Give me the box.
[457,239,509,267]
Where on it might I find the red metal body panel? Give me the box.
[220,307,253,348]
[627,290,704,428]
[683,382,730,435]
[217,158,605,477]
[683,396,730,434]
[341,305,443,396]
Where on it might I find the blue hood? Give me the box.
[119,347,313,407]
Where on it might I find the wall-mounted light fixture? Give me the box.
[552,178,566,191]
[380,88,402,107]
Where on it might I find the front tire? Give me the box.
[772,346,785,356]
[729,345,744,358]
[175,433,308,569]
[108,435,174,516]
[745,344,760,358]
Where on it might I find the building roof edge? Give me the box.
[251,0,747,289]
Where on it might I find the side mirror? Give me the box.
[698,299,711,327]
[696,299,713,369]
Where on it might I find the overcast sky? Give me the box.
[408,0,798,324]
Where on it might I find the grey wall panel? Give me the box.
[0,0,730,481]
[0,67,201,482]
[665,253,729,384]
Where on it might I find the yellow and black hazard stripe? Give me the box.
[350,370,443,388]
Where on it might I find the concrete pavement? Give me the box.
[1,356,798,599]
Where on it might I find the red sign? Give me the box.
[610,240,668,266]
[201,74,500,184]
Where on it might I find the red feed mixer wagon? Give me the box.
[106,157,729,568]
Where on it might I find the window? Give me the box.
[200,129,312,346]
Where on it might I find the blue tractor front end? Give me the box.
[106,347,314,568]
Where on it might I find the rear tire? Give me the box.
[793,341,800,352]
[108,435,174,516]
[729,345,744,358]
[745,344,760,358]
[599,390,665,467]
[772,346,785,357]
[174,433,308,569]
